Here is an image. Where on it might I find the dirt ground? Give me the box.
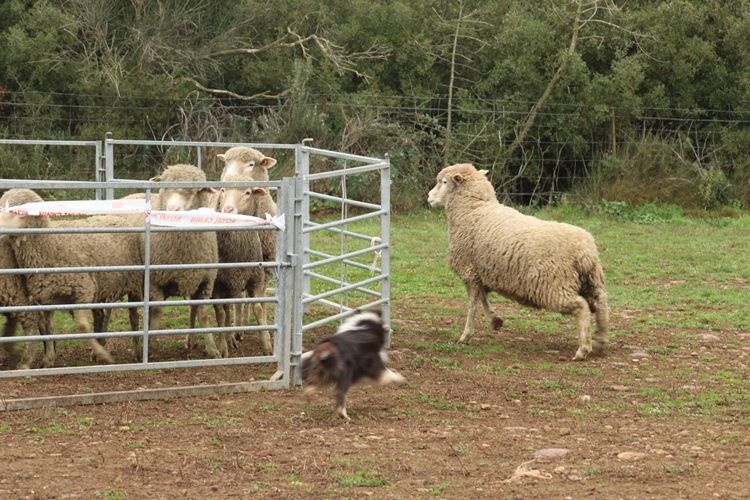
[1,300,749,499]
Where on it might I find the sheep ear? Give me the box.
[452,173,465,184]
[259,156,277,169]
[478,169,489,177]
[217,153,226,162]
[200,187,218,195]
[149,174,162,182]
[252,187,267,196]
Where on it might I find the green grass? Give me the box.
[96,489,127,500]
[328,457,390,488]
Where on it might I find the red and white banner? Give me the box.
[1,199,284,231]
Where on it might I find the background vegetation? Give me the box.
[2,0,750,211]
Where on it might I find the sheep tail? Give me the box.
[575,255,607,314]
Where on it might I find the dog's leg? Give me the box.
[335,379,352,421]
[378,368,406,385]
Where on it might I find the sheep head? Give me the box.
[153,164,215,211]
[218,146,277,182]
[0,189,46,229]
[219,174,267,215]
[427,163,495,207]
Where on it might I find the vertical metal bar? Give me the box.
[297,142,312,302]
[94,140,103,201]
[104,132,115,200]
[291,174,305,386]
[141,189,153,363]
[276,178,292,387]
[380,155,392,347]
[197,146,203,171]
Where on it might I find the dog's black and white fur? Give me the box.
[300,309,405,420]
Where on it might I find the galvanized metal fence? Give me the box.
[0,136,390,409]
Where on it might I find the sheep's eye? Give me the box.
[220,188,225,193]
[244,189,253,196]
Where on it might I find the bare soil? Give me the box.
[1,300,749,499]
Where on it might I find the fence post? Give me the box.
[291,174,306,385]
[380,155,393,347]
[104,132,115,200]
[95,139,104,201]
[296,140,312,303]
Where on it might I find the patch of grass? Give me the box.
[96,489,126,500]
[453,443,471,454]
[246,482,263,494]
[125,417,174,432]
[637,402,673,416]
[640,387,669,399]
[0,422,11,433]
[284,473,303,488]
[207,437,223,447]
[647,344,679,356]
[333,470,390,488]
[34,422,68,434]
[475,361,523,376]
[188,411,240,429]
[411,355,461,370]
[410,391,467,411]
[260,403,280,413]
[260,464,277,474]
[564,366,603,377]
[76,416,93,431]
[331,456,358,467]
[430,482,450,496]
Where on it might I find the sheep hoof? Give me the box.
[205,346,222,359]
[491,317,504,330]
[572,347,591,361]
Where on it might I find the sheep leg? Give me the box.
[74,309,114,364]
[593,291,609,353]
[458,282,480,343]
[232,302,244,346]
[195,303,222,359]
[571,297,593,361]
[248,281,271,355]
[186,305,198,350]
[93,309,111,346]
[134,304,163,362]
[252,303,271,355]
[15,315,42,370]
[41,312,56,368]
[2,316,23,369]
[235,297,247,344]
[222,303,233,356]
[214,302,234,354]
[478,286,503,330]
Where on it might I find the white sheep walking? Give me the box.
[427,163,609,361]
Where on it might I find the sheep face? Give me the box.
[159,187,213,211]
[218,147,277,182]
[153,164,215,211]
[427,174,453,208]
[0,189,44,228]
[219,175,267,215]
[427,164,495,208]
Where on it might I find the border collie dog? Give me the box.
[300,309,405,420]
